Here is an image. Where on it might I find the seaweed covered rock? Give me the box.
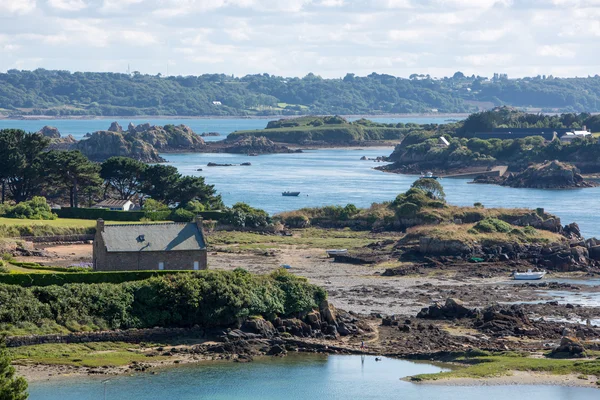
[550,336,587,358]
[417,298,477,319]
[474,304,535,336]
[503,161,598,189]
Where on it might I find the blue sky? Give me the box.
[1,0,599,78]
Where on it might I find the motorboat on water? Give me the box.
[420,171,440,180]
[282,191,301,196]
[326,249,348,257]
[513,269,547,280]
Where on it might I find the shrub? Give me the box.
[171,208,195,222]
[283,213,310,228]
[473,218,513,233]
[0,270,326,333]
[4,197,56,220]
[474,202,484,208]
[396,202,419,218]
[224,203,270,228]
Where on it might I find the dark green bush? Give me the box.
[4,197,56,220]
[0,269,326,332]
[473,218,513,233]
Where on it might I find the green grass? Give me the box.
[209,228,399,251]
[9,342,169,367]
[411,353,600,381]
[0,217,167,238]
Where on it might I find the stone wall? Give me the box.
[23,234,94,243]
[95,249,207,271]
[6,326,204,348]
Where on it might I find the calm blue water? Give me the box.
[27,355,598,400]
[0,117,451,141]
[2,117,600,238]
[163,148,600,239]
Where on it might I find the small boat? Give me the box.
[420,171,440,180]
[281,264,291,269]
[282,191,300,196]
[326,249,348,257]
[513,269,547,280]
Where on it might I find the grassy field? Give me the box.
[9,342,170,368]
[208,228,401,251]
[410,353,600,382]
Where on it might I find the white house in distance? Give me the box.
[93,199,135,211]
[560,129,592,143]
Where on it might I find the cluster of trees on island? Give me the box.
[3,69,600,116]
[385,108,600,173]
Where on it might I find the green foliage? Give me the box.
[6,70,600,116]
[224,203,270,228]
[55,207,144,221]
[142,199,169,212]
[411,178,446,200]
[396,202,419,218]
[0,340,28,400]
[171,208,195,222]
[472,218,513,233]
[0,270,188,287]
[0,270,325,333]
[100,157,147,200]
[3,196,56,220]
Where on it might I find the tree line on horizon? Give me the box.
[2,69,600,117]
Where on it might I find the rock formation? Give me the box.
[475,161,599,189]
[37,126,61,138]
[73,122,206,162]
[207,135,301,155]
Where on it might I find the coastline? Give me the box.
[0,113,469,121]
[412,370,599,388]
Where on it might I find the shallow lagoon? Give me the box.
[28,355,599,400]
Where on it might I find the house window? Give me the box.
[193,261,199,270]
[158,262,164,270]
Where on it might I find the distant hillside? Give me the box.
[1,69,600,116]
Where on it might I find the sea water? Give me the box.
[27,355,598,400]
[2,117,600,238]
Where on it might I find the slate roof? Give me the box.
[101,222,206,252]
[94,199,132,208]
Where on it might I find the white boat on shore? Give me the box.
[513,269,547,280]
[326,249,348,257]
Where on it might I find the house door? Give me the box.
[193,261,199,270]
[158,262,164,270]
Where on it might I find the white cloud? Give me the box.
[47,0,87,11]
[537,45,576,58]
[1,0,600,78]
[0,0,36,14]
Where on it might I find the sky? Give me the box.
[1,0,600,79]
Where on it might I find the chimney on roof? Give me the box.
[195,215,204,231]
[97,218,105,233]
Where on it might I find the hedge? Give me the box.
[0,270,192,287]
[55,208,226,222]
[55,208,145,221]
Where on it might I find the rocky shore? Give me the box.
[473,161,599,189]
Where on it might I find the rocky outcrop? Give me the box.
[75,130,164,162]
[478,161,599,189]
[417,298,478,320]
[73,122,206,162]
[550,336,587,358]
[475,304,534,336]
[419,237,472,256]
[37,125,61,138]
[206,135,301,155]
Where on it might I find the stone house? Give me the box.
[93,218,207,271]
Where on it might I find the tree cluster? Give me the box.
[4,69,600,117]
[0,129,222,211]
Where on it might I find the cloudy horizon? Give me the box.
[1,0,600,79]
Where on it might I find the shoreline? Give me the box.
[412,370,599,388]
[0,113,469,121]
[18,353,600,390]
